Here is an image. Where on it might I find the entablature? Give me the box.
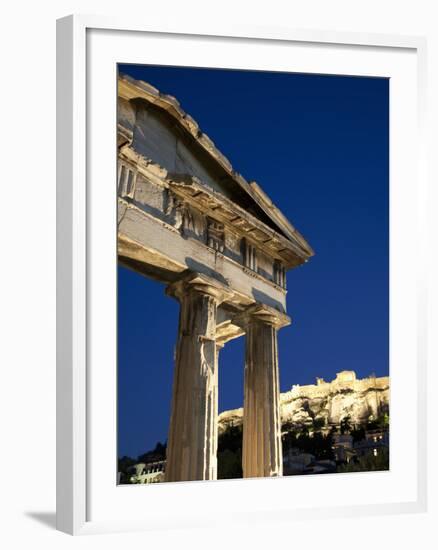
[117,147,311,294]
[118,199,288,313]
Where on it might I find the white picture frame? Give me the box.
[56,15,428,535]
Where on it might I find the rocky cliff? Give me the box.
[218,370,389,433]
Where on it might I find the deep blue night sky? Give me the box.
[118,64,389,459]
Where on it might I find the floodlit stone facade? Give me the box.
[117,75,314,481]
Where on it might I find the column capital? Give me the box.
[234,303,291,330]
[166,271,234,304]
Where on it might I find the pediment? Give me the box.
[118,74,314,265]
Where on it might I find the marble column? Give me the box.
[240,305,290,478]
[165,273,231,482]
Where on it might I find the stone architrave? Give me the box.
[165,273,232,482]
[237,305,290,478]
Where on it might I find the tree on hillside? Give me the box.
[117,455,137,484]
[217,448,243,479]
[217,424,243,479]
[313,417,326,431]
[367,412,389,431]
[137,440,167,463]
[118,455,136,472]
[338,448,389,473]
[350,425,366,443]
[282,427,334,461]
[340,415,352,434]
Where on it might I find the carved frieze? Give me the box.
[165,190,194,234]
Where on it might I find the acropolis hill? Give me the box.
[218,371,389,433]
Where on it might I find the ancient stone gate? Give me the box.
[117,75,314,481]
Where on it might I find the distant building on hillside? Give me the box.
[354,429,389,459]
[126,460,166,484]
[219,370,390,433]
